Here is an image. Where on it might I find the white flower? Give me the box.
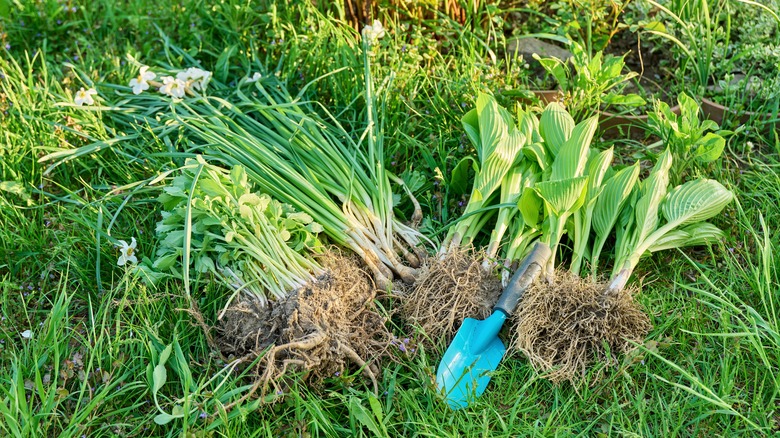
[129,65,156,95]
[177,67,212,91]
[117,237,138,266]
[74,87,97,106]
[159,76,187,99]
[21,330,32,339]
[361,20,386,45]
[246,72,262,83]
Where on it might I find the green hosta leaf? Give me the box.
[539,102,575,157]
[592,162,640,238]
[472,128,525,201]
[647,222,724,252]
[661,179,733,227]
[450,156,476,196]
[693,132,725,163]
[602,93,646,107]
[523,143,549,171]
[462,109,480,151]
[550,116,598,181]
[516,109,540,145]
[634,149,673,244]
[534,55,569,90]
[519,186,543,228]
[500,166,526,204]
[476,93,506,162]
[535,176,589,216]
[586,147,614,201]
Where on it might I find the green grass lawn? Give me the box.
[1,1,779,436]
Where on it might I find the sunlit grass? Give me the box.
[1,0,778,436]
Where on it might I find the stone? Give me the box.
[505,37,572,62]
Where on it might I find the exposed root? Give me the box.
[401,249,501,347]
[218,252,392,402]
[512,271,652,384]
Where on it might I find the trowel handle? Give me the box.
[494,242,551,316]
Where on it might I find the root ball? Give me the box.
[512,271,652,384]
[401,250,501,347]
[218,252,392,397]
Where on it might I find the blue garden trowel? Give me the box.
[436,242,551,409]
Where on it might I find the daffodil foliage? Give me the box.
[153,156,324,306]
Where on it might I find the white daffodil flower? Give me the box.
[177,67,212,91]
[74,87,97,106]
[159,76,187,98]
[21,330,32,339]
[361,20,386,45]
[117,237,138,266]
[129,65,156,95]
[246,72,262,83]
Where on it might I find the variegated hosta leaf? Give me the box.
[472,128,525,200]
[550,116,599,181]
[534,176,589,216]
[539,102,574,157]
[476,93,507,163]
[523,142,549,171]
[517,109,540,145]
[500,166,526,204]
[633,149,673,245]
[585,147,614,201]
[647,222,724,253]
[661,178,734,227]
[592,162,640,238]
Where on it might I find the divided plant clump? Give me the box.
[407,93,734,382]
[40,29,735,400]
[41,34,420,396]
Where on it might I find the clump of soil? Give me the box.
[218,252,392,398]
[401,250,502,347]
[512,271,652,384]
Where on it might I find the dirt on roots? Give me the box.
[401,250,502,347]
[512,271,652,384]
[217,252,392,400]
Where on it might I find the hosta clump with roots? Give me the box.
[404,97,604,345]
[515,149,734,382]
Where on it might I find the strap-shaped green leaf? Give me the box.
[550,116,598,181]
[661,179,733,227]
[539,102,574,157]
[535,176,589,216]
[592,162,640,238]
